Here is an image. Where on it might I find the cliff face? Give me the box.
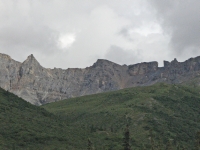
[1,53,200,105]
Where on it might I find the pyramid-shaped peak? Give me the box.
[23,54,41,66]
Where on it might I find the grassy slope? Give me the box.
[43,83,200,149]
[0,88,88,150]
[1,83,200,149]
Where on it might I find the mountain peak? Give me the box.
[171,58,179,64]
[22,54,41,67]
[92,59,120,67]
[0,53,12,60]
[27,54,36,60]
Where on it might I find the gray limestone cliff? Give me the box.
[1,53,200,105]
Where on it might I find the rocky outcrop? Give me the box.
[1,53,200,105]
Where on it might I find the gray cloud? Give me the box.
[0,0,199,69]
[149,0,200,57]
[0,21,60,65]
[0,25,58,51]
[105,45,142,65]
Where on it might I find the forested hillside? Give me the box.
[1,83,200,149]
[43,83,200,149]
[0,88,87,150]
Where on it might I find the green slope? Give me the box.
[1,83,200,149]
[43,83,200,149]
[0,88,88,150]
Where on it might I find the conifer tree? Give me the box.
[88,138,92,150]
[123,125,131,150]
[195,131,200,150]
[149,129,155,150]
[12,143,16,150]
[140,144,146,150]
[157,136,163,150]
[181,146,186,150]
[176,144,181,150]
[165,139,173,150]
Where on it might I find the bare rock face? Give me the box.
[1,53,200,105]
[128,61,158,76]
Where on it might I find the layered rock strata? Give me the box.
[1,53,200,105]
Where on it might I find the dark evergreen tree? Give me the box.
[176,144,181,150]
[157,136,163,150]
[181,146,186,150]
[149,129,155,150]
[195,131,200,150]
[123,125,131,150]
[90,125,96,133]
[165,139,173,150]
[88,138,92,150]
[140,144,146,150]
[12,143,16,150]
[110,126,114,132]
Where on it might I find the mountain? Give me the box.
[42,83,200,149]
[1,53,200,105]
[0,83,200,149]
[0,87,88,150]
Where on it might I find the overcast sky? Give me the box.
[0,0,200,69]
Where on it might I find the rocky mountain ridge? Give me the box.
[1,53,200,105]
